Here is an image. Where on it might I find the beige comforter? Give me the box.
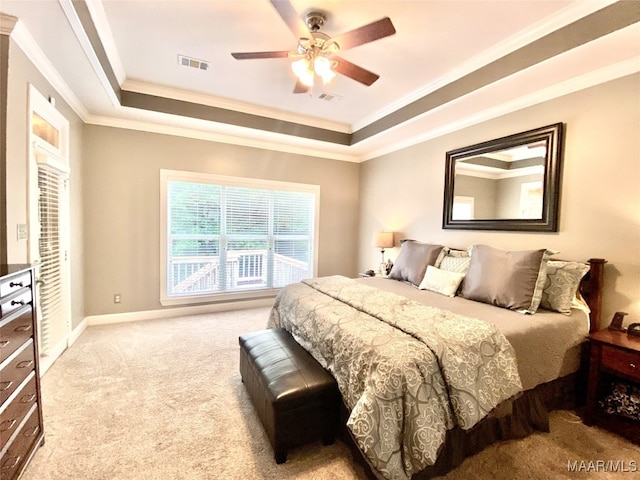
[268,276,523,480]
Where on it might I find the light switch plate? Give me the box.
[17,224,28,240]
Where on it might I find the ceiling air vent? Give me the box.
[178,54,210,71]
[318,92,342,102]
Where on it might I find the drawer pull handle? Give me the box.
[10,300,25,306]
[20,393,36,403]
[631,363,637,369]
[0,340,9,348]
[1,455,22,470]
[9,281,23,288]
[14,325,31,332]
[0,418,17,432]
[0,381,13,391]
[17,360,34,369]
[24,426,40,437]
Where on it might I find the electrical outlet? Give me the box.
[113,294,122,304]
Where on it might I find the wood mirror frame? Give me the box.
[442,123,564,232]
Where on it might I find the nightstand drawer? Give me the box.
[601,345,640,382]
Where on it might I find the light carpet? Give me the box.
[21,307,638,480]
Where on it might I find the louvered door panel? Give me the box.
[37,167,69,358]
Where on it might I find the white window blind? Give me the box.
[162,171,318,304]
[37,167,69,357]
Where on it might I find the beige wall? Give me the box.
[359,73,640,328]
[6,38,85,329]
[82,126,359,315]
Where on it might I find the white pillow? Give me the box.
[418,266,465,297]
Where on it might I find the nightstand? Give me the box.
[584,329,640,444]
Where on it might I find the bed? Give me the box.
[267,242,606,480]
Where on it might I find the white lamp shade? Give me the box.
[372,231,394,249]
[314,56,335,84]
[292,58,314,86]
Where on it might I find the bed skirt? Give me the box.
[341,371,584,480]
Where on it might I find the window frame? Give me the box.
[160,169,320,306]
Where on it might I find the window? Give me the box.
[452,196,475,220]
[519,181,543,219]
[160,170,319,305]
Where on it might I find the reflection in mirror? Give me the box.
[453,143,546,220]
[443,123,564,232]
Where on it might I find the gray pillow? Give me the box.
[540,260,590,314]
[388,241,445,286]
[459,244,553,314]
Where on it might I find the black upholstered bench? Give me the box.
[239,328,340,464]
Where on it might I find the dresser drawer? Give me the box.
[0,290,32,318]
[0,342,35,405]
[601,345,640,382]
[0,309,34,364]
[0,405,40,480]
[0,272,32,299]
[0,374,37,451]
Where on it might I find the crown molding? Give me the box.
[0,13,18,36]
[83,0,126,83]
[58,0,120,107]
[8,0,637,166]
[352,0,621,132]
[360,56,640,162]
[86,112,360,163]
[10,19,89,121]
[122,79,352,134]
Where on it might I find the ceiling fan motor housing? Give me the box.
[305,12,325,31]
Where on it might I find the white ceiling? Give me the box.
[2,0,639,162]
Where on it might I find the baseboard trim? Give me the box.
[68,318,87,346]
[85,297,275,326]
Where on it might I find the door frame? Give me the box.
[27,84,71,375]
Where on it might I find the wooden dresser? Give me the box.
[0,265,44,479]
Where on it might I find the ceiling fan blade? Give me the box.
[269,0,313,44]
[293,80,309,94]
[231,51,290,60]
[332,57,380,86]
[331,17,396,51]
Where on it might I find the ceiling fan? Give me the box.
[231,0,396,93]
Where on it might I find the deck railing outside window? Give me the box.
[169,250,310,295]
[161,170,318,304]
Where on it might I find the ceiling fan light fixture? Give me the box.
[314,56,335,84]
[291,58,315,86]
[231,2,395,92]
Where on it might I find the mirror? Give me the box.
[443,123,564,232]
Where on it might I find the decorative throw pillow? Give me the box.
[459,244,554,314]
[388,241,445,286]
[419,266,465,297]
[438,248,471,274]
[540,260,590,315]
